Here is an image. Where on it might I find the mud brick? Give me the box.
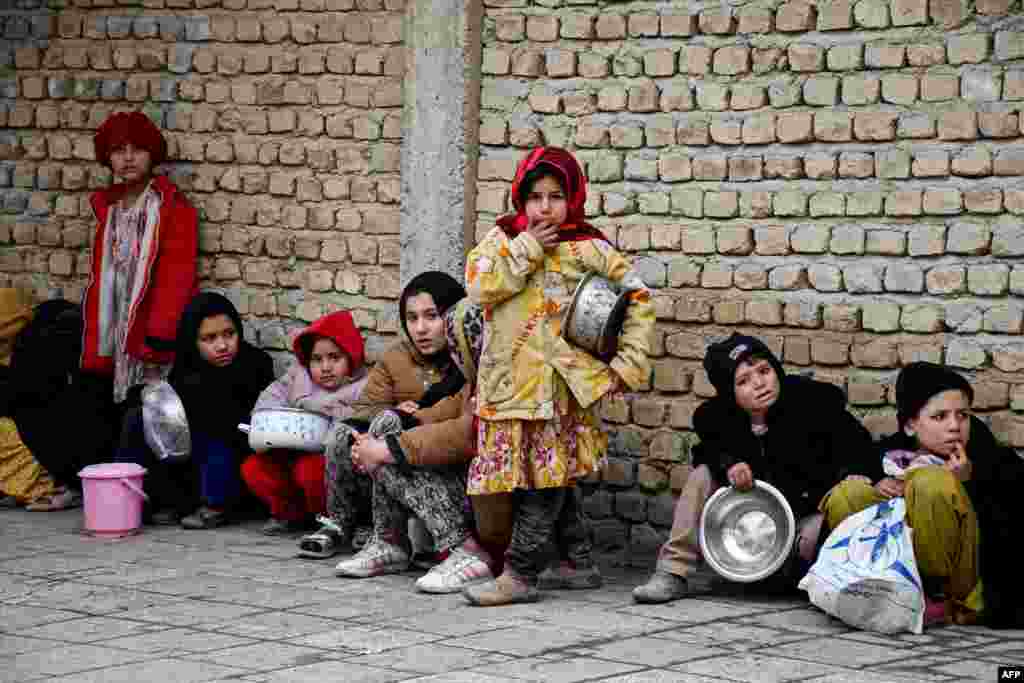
[768,80,802,107]
[714,46,749,75]
[948,34,990,65]
[578,53,609,78]
[804,76,839,106]
[886,190,923,216]
[644,49,676,77]
[828,44,864,70]
[891,0,927,25]
[692,155,727,180]
[930,0,970,28]
[881,73,918,104]
[777,1,817,31]
[789,44,825,72]
[912,150,950,177]
[699,9,735,34]
[680,45,712,75]
[938,111,978,140]
[595,14,626,39]
[764,156,802,179]
[952,148,992,176]
[754,48,784,73]
[855,0,890,26]
[737,7,773,33]
[628,13,660,37]
[964,189,1002,213]
[815,112,853,141]
[979,111,1019,138]
[731,84,766,110]
[742,114,775,144]
[921,73,959,101]
[865,44,905,68]
[840,74,879,105]
[526,15,559,41]
[709,119,741,144]
[777,111,813,142]
[661,13,697,36]
[818,0,854,30]
[805,153,838,179]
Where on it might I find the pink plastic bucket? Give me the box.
[78,463,148,538]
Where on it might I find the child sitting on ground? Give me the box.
[462,146,654,606]
[116,292,274,528]
[241,310,368,537]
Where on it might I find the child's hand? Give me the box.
[396,400,420,414]
[607,372,627,401]
[874,477,905,498]
[526,219,560,251]
[351,436,395,476]
[946,442,972,482]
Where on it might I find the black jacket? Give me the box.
[692,375,879,520]
[878,417,1024,629]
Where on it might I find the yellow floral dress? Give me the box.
[465,227,654,495]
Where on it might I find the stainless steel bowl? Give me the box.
[699,480,796,583]
[562,272,633,362]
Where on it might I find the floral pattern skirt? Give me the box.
[468,395,607,495]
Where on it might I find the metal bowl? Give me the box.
[699,480,796,583]
[562,272,633,362]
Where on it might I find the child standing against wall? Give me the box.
[462,146,654,606]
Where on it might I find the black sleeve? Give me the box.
[691,401,740,485]
[830,409,882,482]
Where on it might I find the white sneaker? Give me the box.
[415,546,493,594]
[335,540,410,578]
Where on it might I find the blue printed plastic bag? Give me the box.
[799,498,925,634]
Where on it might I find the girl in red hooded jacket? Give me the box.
[27,112,198,512]
[241,311,369,536]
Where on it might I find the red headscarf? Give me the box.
[94,111,168,169]
[497,146,607,243]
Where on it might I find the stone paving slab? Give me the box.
[1,508,1021,682]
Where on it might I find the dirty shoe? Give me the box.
[632,570,691,604]
[464,572,539,607]
[538,561,603,590]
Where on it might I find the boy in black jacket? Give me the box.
[633,333,879,604]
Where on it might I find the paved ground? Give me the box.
[0,509,1020,682]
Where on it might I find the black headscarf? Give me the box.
[895,361,974,430]
[398,271,467,409]
[169,292,275,450]
[703,333,786,403]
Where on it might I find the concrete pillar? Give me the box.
[399,0,482,288]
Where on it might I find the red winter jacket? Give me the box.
[81,175,199,373]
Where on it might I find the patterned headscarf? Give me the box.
[497,146,607,243]
[445,298,484,386]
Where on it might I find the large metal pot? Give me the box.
[699,480,796,583]
[239,408,331,452]
[562,272,633,362]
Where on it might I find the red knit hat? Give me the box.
[292,310,365,372]
[94,111,168,169]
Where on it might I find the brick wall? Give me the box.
[4,0,1024,559]
[0,0,406,367]
[476,0,1024,557]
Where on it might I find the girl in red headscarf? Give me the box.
[23,112,199,512]
[462,146,655,606]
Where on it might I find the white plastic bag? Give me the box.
[799,498,925,634]
[141,381,191,463]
